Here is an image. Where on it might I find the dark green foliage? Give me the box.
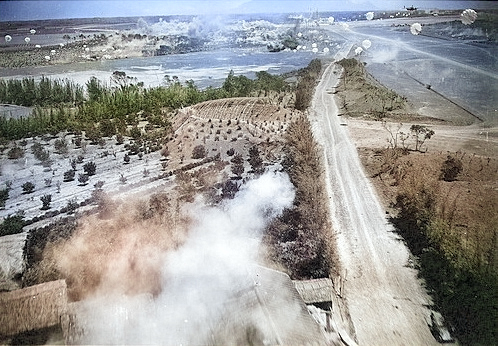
[1,70,290,140]
[0,213,25,236]
[83,161,96,176]
[221,180,239,199]
[248,145,263,174]
[440,155,463,182]
[191,144,207,159]
[265,117,332,279]
[0,77,84,107]
[0,188,9,208]
[54,138,68,154]
[63,169,75,182]
[123,154,130,164]
[32,142,50,164]
[40,194,52,210]
[391,180,498,345]
[78,174,89,186]
[22,181,35,194]
[7,146,25,159]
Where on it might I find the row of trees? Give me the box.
[1,70,292,141]
[0,77,84,107]
[265,116,335,279]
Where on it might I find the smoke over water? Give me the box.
[69,172,295,344]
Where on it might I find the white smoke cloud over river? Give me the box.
[75,172,295,345]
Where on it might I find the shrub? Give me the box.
[66,198,78,214]
[40,194,52,210]
[123,154,130,164]
[7,146,25,159]
[129,125,142,139]
[63,169,75,182]
[22,181,35,194]
[440,155,463,182]
[83,161,97,176]
[0,188,9,208]
[78,174,89,185]
[54,138,68,154]
[192,144,207,159]
[0,213,25,236]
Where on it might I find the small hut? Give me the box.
[0,280,67,338]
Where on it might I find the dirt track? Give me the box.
[310,61,445,345]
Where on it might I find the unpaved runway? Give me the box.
[309,61,443,346]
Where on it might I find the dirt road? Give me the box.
[310,61,443,346]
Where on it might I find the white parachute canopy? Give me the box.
[461,9,477,25]
[365,12,374,20]
[410,23,422,35]
[362,39,372,49]
[4,35,12,42]
[24,37,31,43]
[30,29,36,34]
[323,47,330,53]
[44,55,51,61]
[311,42,317,48]
[328,16,335,24]
[312,47,319,53]
[355,46,364,55]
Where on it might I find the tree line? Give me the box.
[0,70,291,140]
[0,77,84,107]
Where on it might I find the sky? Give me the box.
[0,0,497,21]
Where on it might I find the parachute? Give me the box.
[355,47,364,55]
[461,9,477,25]
[4,35,12,42]
[365,12,374,21]
[410,23,422,35]
[362,39,372,49]
[24,37,31,43]
[323,47,330,53]
[30,29,36,34]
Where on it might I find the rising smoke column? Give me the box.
[77,172,295,345]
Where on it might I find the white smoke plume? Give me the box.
[75,172,295,344]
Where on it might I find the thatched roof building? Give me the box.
[0,279,67,337]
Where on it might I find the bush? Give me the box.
[0,188,9,208]
[0,213,25,236]
[22,181,35,194]
[78,174,89,185]
[192,144,207,159]
[440,155,463,182]
[54,138,68,154]
[63,169,75,182]
[40,194,52,210]
[7,146,25,159]
[83,161,97,176]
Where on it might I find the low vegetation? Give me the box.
[362,145,498,345]
[336,58,407,119]
[264,116,336,279]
